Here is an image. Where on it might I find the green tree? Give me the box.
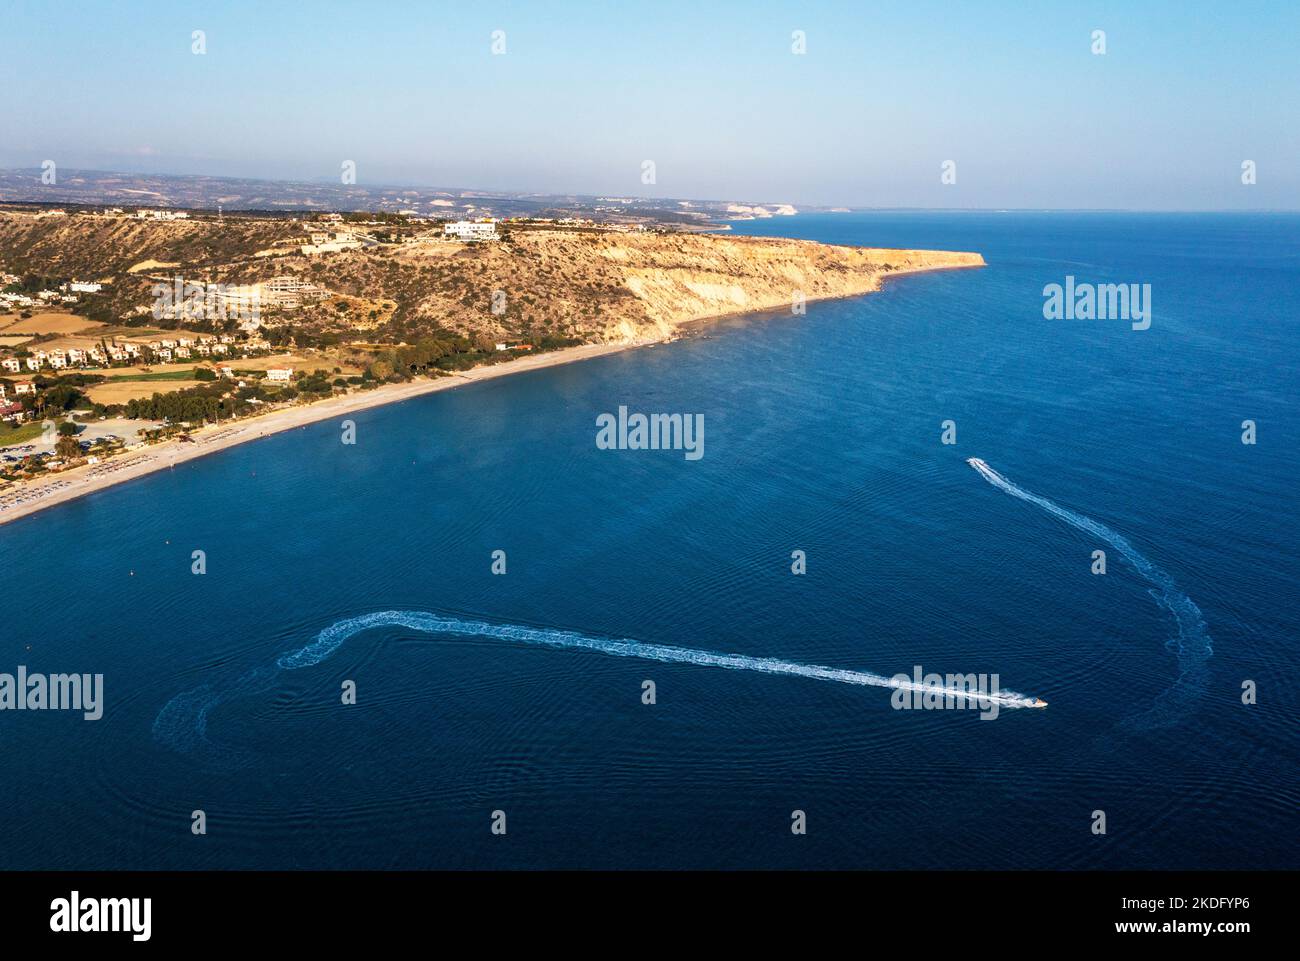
[55,434,81,459]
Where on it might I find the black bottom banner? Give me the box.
[0,869,1281,947]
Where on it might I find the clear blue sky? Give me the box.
[1,0,1296,208]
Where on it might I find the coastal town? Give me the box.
[0,209,546,485]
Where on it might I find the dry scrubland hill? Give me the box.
[0,211,296,276]
[321,230,984,343]
[0,211,982,344]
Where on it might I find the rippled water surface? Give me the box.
[2,212,1296,868]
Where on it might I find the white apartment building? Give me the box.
[261,276,328,307]
[135,209,190,220]
[215,276,326,312]
[443,220,499,241]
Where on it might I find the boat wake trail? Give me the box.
[154,610,1042,759]
[967,458,1212,729]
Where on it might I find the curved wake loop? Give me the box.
[968,458,1212,730]
[154,610,1042,760]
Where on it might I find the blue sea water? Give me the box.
[1,212,1296,869]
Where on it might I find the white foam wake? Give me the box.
[284,610,1040,708]
[967,458,1212,729]
[154,610,1041,757]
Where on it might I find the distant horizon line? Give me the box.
[0,165,1296,215]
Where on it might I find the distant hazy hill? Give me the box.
[0,168,730,225]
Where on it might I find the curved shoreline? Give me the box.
[0,342,638,527]
[0,258,983,528]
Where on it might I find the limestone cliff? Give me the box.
[589,233,983,341]
[374,229,984,344]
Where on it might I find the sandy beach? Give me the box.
[0,340,640,527]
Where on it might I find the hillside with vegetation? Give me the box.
[0,211,299,276]
[1,208,983,358]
